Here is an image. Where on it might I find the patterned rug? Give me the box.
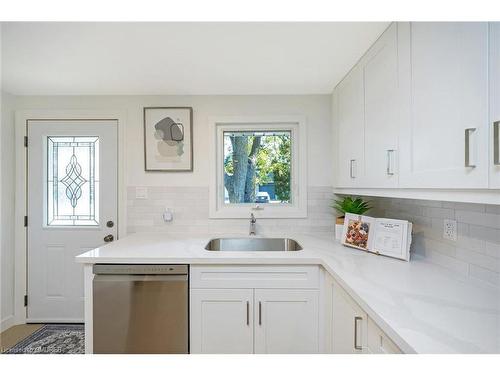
[5,324,84,354]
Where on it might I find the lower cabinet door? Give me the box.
[254,289,319,354]
[190,289,254,354]
[332,282,368,354]
[367,317,402,354]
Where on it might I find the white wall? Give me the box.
[1,92,16,331]
[0,94,333,330]
[9,95,333,187]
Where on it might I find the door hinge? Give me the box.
[24,216,28,227]
[24,136,28,147]
[24,295,28,307]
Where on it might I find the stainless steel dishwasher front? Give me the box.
[92,264,189,354]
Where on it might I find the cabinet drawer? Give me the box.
[190,265,319,289]
[367,317,402,354]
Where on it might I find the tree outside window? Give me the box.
[223,131,291,204]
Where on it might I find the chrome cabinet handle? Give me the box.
[386,150,395,176]
[258,301,262,326]
[246,301,249,326]
[350,159,356,179]
[354,316,362,350]
[465,128,477,168]
[494,121,500,166]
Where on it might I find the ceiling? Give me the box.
[1,22,389,95]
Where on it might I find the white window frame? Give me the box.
[209,115,307,219]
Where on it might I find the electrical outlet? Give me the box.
[443,219,457,241]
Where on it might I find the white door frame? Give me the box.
[14,110,127,326]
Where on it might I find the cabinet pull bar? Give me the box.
[386,150,395,176]
[258,301,262,326]
[494,121,500,166]
[354,316,362,350]
[465,128,477,168]
[246,301,249,326]
[350,159,356,179]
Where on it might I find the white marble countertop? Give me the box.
[76,232,500,354]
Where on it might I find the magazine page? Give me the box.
[372,218,409,260]
[342,213,375,251]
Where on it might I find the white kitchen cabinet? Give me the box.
[367,317,402,354]
[190,289,254,354]
[332,280,367,353]
[362,22,410,188]
[334,22,410,189]
[399,22,489,188]
[190,265,320,354]
[335,65,365,187]
[254,289,319,354]
[490,22,500,188]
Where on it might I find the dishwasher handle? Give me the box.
[93,274,188,282]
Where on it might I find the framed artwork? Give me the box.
[143,107,193,171]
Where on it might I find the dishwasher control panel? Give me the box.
[93,264,188,275]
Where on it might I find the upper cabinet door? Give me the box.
[335,65,365,187]
[399,22,489,188]
[362,23,410,188]
[490,22,500,188]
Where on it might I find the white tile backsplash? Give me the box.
[127,189,500,287]
[127,186,336,236]
[370,197,500,287]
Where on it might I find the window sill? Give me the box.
[208,204,308,219]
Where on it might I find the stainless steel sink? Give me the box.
[205,238,303,252]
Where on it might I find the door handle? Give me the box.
[246,301,249,326]
[465,128,477,168]
[494,121,500,166]
[103,234,114,243]
[354,316,362,350]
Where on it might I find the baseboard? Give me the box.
[0,315,15,333]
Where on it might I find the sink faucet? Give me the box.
[249,213,257,235]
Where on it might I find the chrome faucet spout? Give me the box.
[249,213,257,235]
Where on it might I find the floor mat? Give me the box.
[4,324,84,354]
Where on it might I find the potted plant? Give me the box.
[332,196,372,240]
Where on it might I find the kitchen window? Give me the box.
[209,117,307,218]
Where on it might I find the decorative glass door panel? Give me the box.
[46,136,100,226]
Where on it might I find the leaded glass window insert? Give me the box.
[46,136,99,226]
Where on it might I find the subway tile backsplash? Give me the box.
[370,197,500,287]
[127,187,500,287]
[127,186,335,236]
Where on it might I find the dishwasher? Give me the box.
[92,264,189,354]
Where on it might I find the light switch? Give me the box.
[135,187,148,199]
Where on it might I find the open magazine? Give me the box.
[341,213,413,261]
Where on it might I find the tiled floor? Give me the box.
[0,324,43,353]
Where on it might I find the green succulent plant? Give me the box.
[332,196,371,216]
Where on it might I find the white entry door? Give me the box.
[27,120,118,322]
